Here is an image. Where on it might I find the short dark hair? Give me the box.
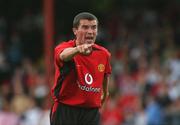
[73,12,98,28]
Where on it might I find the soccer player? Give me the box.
[50,12,112,125]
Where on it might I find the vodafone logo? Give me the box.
[84,73,93,85]
[77,73,100,93]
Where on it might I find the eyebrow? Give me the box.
[81,24,97,27]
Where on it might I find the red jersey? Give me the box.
[51,40,111,108]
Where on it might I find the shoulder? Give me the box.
[93,44,111,57]
[55,40,75,50]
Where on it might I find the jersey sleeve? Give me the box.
[54,42,70,67]
[104,51,112,75]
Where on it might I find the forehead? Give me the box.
[79,19,97,26]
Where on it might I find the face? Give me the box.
[73,19,98,45]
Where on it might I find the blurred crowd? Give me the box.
[100,8,180,125]
[0,1,180,125]
[0,8,50,125]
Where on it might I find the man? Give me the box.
[50,12,111,125]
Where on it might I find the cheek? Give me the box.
[77,30,85,35]
[94,30,98,34]
[76,31,85,39]
[94,32,98,36]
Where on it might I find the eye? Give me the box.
[82,25,89,30]
[91,25,97,30]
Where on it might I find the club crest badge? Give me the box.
[98,64,105,72]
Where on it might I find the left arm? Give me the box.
[101,74,110,105]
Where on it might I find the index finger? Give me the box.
[86,43,94,47]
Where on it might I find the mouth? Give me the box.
[85,36,94,43]
[85,36,94,40]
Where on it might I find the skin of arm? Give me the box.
[59,43,94,62]
[101,74,110,105]
[60,47,79,62]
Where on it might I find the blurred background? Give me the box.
[0,0,180,125]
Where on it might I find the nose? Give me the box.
[87,28,93,34]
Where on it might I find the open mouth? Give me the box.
[85,36,94,40]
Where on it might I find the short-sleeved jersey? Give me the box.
[51,40,111,108]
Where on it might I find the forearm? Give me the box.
[101,75,110,104]
[60,43,94,61]
[102,76,109,97]
[60,47,79,62]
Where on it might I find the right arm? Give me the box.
[60,47,79,62]
[60,43,94,62]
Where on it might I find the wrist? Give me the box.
[103,91,109,97]
[74,46,79,54]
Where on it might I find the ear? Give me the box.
[72,28,77,35]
